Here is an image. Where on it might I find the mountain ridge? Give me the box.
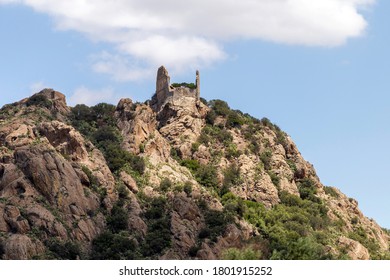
[0,67,389,260]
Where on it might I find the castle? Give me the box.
[152,66,200,110]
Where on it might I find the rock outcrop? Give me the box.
[0,67,389,260]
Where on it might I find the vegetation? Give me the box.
[45,239,81,260]
[0,240,4,259]
[69,103,145,175]
[199,208,233,242]
[324,186,339,198]
[26,94,53,109]
[171,82,197,89]
[222,247,261,260]
[221,163,242,196]
[91,231,136,260]
[141,197,172,257]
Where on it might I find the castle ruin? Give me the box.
[152,66,200,110]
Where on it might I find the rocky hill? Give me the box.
[0,67,389,260]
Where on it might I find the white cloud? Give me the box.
[68,86,120,106]
[0,0,375,80]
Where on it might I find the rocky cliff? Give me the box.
[0,70,389,260]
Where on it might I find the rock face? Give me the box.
[338,236,370,260]
[0,67,389,260]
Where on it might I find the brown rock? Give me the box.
[26,205,68,240]
[338,236,370,260]
[3,234,45,260]
[3,205,30,234]
[120,171,138,193]
[0,204,10,232]
[169,194,204,257]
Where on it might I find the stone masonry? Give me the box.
[151,66,200,111]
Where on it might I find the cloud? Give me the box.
[0,0,375,80]
[68,86,120,106]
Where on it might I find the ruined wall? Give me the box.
[152,66,200,111]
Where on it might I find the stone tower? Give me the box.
[196,70,200,101]
[152,66,200,111]
[156,66,170,106]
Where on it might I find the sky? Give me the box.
[0,0,389,228]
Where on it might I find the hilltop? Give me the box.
[0,67,389,260]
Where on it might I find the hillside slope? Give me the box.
[0,68,389,260]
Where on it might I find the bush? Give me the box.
[160,178,173,192]
[183,181,193,196]
[188,245,200,257]
[107,202,129,233]
[209,100,231,117]
[141,197,172,257]
[200,209,233,242]
[260,150,272,171]
[142,217,172,256]
[222,247,261,260]
[91,232,136,260]
[26,94,52,109]
[268,171,280,187]
[226,111,245,128]
[46,239,81,260]
[195,165,219,189]
[324,186,339,198]
[222,163,241,195]
[0,241,4,259]
[297,179,319,202]
[171,82,196,89]
[180,159,200,172]
[199,125,233,147]
[205,110,217,125]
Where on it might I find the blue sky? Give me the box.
[1,0,389,228]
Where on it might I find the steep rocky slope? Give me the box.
[0,69,389,260]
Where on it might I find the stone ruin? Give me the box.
[151,66,200,111]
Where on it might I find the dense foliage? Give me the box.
[69,103,145,175]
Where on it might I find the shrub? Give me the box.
[205,110,217,125]
[141,197,172,257]
[0,240,4,259]
[71,104,94,122]
[260,150,272,171]
[200,209,233,242]
[268,171,280,187]
[324,186,339,198]
[171,82,196,89]
[195,165,219,189]
[183,181,193,196]
[26,94,52,109]
[297,179,319,202]
[46,239,81,260]
[221,192,246,217]
[222,247,261,260]
[225,144,241,159]
[160,178,173,192]
[188,245,200,257]
[222,163,241,194]
[226,111,245,128]
[191,142,200,153]
[209,100,231,117]
[93,126,120,143]
[180,159,200,172]
[91,231,136,260]
[107,202,129,233]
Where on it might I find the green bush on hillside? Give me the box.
[26,94,53,109]
[91,231,136,260]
